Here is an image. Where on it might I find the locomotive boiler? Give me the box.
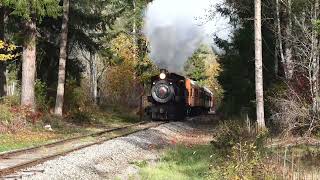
[147,69,215,120]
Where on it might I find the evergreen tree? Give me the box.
[2,0,61,109]
[184,48,207,83]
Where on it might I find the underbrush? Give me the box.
[266,82,320,137]
[140,119,320,179]
[140,120,277,179]
[0,101,140,153]
[0,104,33,133]
[67,104,140,126]
[0,79,142,152]
[268,145,320,179]
[209,120,273,179]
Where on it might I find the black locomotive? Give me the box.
[147,69,215,120]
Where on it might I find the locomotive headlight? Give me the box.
[159,73,166,80]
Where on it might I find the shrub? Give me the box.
[69,110,93,125]
[64,80,91,113]
[216,140,271,179]
[2,94,20,107]
[35,79,50,111]
[211,120,273,179]
[212,120,252,152]
[0,104,28,133]
[267,83,316,137]
[0,104,14,124]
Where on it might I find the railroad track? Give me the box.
[0,121,167,178]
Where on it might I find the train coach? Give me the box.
[147,69,215,120]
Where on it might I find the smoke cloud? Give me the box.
[144,0,205,74]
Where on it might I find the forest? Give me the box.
[0,0,320,179]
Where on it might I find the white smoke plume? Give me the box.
[144,0,205,74]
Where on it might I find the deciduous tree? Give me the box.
[254,0,266,130]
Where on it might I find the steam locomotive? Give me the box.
[147,69,215,120]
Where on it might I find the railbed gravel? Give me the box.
[7,119,215,180]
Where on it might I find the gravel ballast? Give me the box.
[7,119,215,180]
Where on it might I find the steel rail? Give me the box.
[0,121,148,159]
[0,121,167,177]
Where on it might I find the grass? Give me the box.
[140,145,219,180]
[0,131,60,152]
[138,119,320,180]
[0,105,142,153]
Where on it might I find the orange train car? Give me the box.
[185,79,214,114]
[147,69,215,120]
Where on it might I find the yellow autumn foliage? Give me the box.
[103,33,142,107]
[111,33,137,65]
[200,46,224,107]
[0,40,17,61]
[205,62,224,107]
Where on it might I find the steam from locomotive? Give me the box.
[144,0,204,73]
[144,0,216,120]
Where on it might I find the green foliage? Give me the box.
[64,80,90,112]
[216,141,267,179]
[69,111,93,125]
[216,26,256,116]
[216,22,276,117]
[140,145,216,180]
[0,104,13,124]
[35,79,49,111]
[210,120,273,179]
[212,120,249,151]
[214,0,277,118]
[184,48,208,82]
[2,0,61,19]
[2,95,20,107]
[315,19,320,33]
[184,45,225,108]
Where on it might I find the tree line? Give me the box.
[217,0,320,135]
[0,0,153,116]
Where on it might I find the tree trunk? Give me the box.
[21,18,37,109]
[311,0,319,113]
[133,0,137,62]
[89,53,98,105]
[254,0,266,130]
[276,0,285,70]
[54,0,70,116]
[284,0,294,79]
[0,7,7,97]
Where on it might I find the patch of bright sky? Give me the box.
[198,0,232,43]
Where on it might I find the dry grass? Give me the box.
[0,130,60,152]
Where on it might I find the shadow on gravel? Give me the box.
[119,118,219,152]
[120,129,171,151]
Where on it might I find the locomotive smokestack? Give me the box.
[160,69,168,74]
